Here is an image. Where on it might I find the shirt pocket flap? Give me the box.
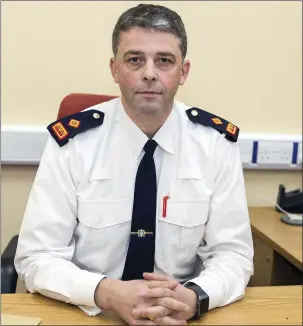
[160,198,210,227]
[78,199,130,229]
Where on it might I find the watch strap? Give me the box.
[184,283,209,319]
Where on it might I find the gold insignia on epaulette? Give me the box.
[212,117,223,125]
[226,122,237,135]
[68,119,81,128]
[52,122,69,140]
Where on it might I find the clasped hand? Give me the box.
[95,272,197,325]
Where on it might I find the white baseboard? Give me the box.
[1,125,302,170]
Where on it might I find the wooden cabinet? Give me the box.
[249,233,302,287]
[249,233,274,286]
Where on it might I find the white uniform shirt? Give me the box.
[15,98,254,316]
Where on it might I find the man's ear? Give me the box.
[179,59,190,86]
[110,57,119,83]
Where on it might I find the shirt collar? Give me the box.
[153,106,176,155]
[118,99,176,159]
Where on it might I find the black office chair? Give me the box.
[1,93,117,294]
[1,235,19,293]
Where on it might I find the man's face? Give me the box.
[110,28,190,117]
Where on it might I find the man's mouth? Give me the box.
[137,91,162,94]
[136,92,162,99]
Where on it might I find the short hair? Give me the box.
[112,4,187,60]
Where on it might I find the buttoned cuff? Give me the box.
[183,275,223,311]
[78,305,102,317]
[70,270,107,310]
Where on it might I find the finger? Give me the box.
[143,273,178,288]
[156,297,190,312]
[143,287,178,299]
[154,316,187,325]
[131,319,156,326]
[146,280,178,290]
[132,306,170,319]
[143,272,171,281]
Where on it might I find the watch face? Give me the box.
[186,284,209,318]
[199,298,204,315]
[199,295,209,314]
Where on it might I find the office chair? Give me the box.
[57,93,117,119]
[1,93,117,294]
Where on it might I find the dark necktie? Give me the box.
[121,139,158,280]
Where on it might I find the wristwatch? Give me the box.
[184,283,209,319]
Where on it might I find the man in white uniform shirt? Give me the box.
[15,4,254,325]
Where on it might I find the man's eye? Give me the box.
[128,57,142,63]
[158,58,172,64]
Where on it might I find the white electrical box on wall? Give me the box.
[239,134,302,170]
[257,141,293,164]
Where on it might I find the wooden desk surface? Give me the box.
[1,286,302,325]
[249,207,302,270]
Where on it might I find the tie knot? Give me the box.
[144,139,157,156]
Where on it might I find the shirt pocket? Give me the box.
[157,198,209,266]
[74,199,131,272]
[78,198,131,228]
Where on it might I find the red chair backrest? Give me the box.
[57,93,118,119]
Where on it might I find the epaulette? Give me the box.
[47,109,104,147]
[186,107,239,142]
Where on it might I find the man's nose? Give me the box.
[142,60,158,81]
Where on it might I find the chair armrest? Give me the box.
[1,235,19,293]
